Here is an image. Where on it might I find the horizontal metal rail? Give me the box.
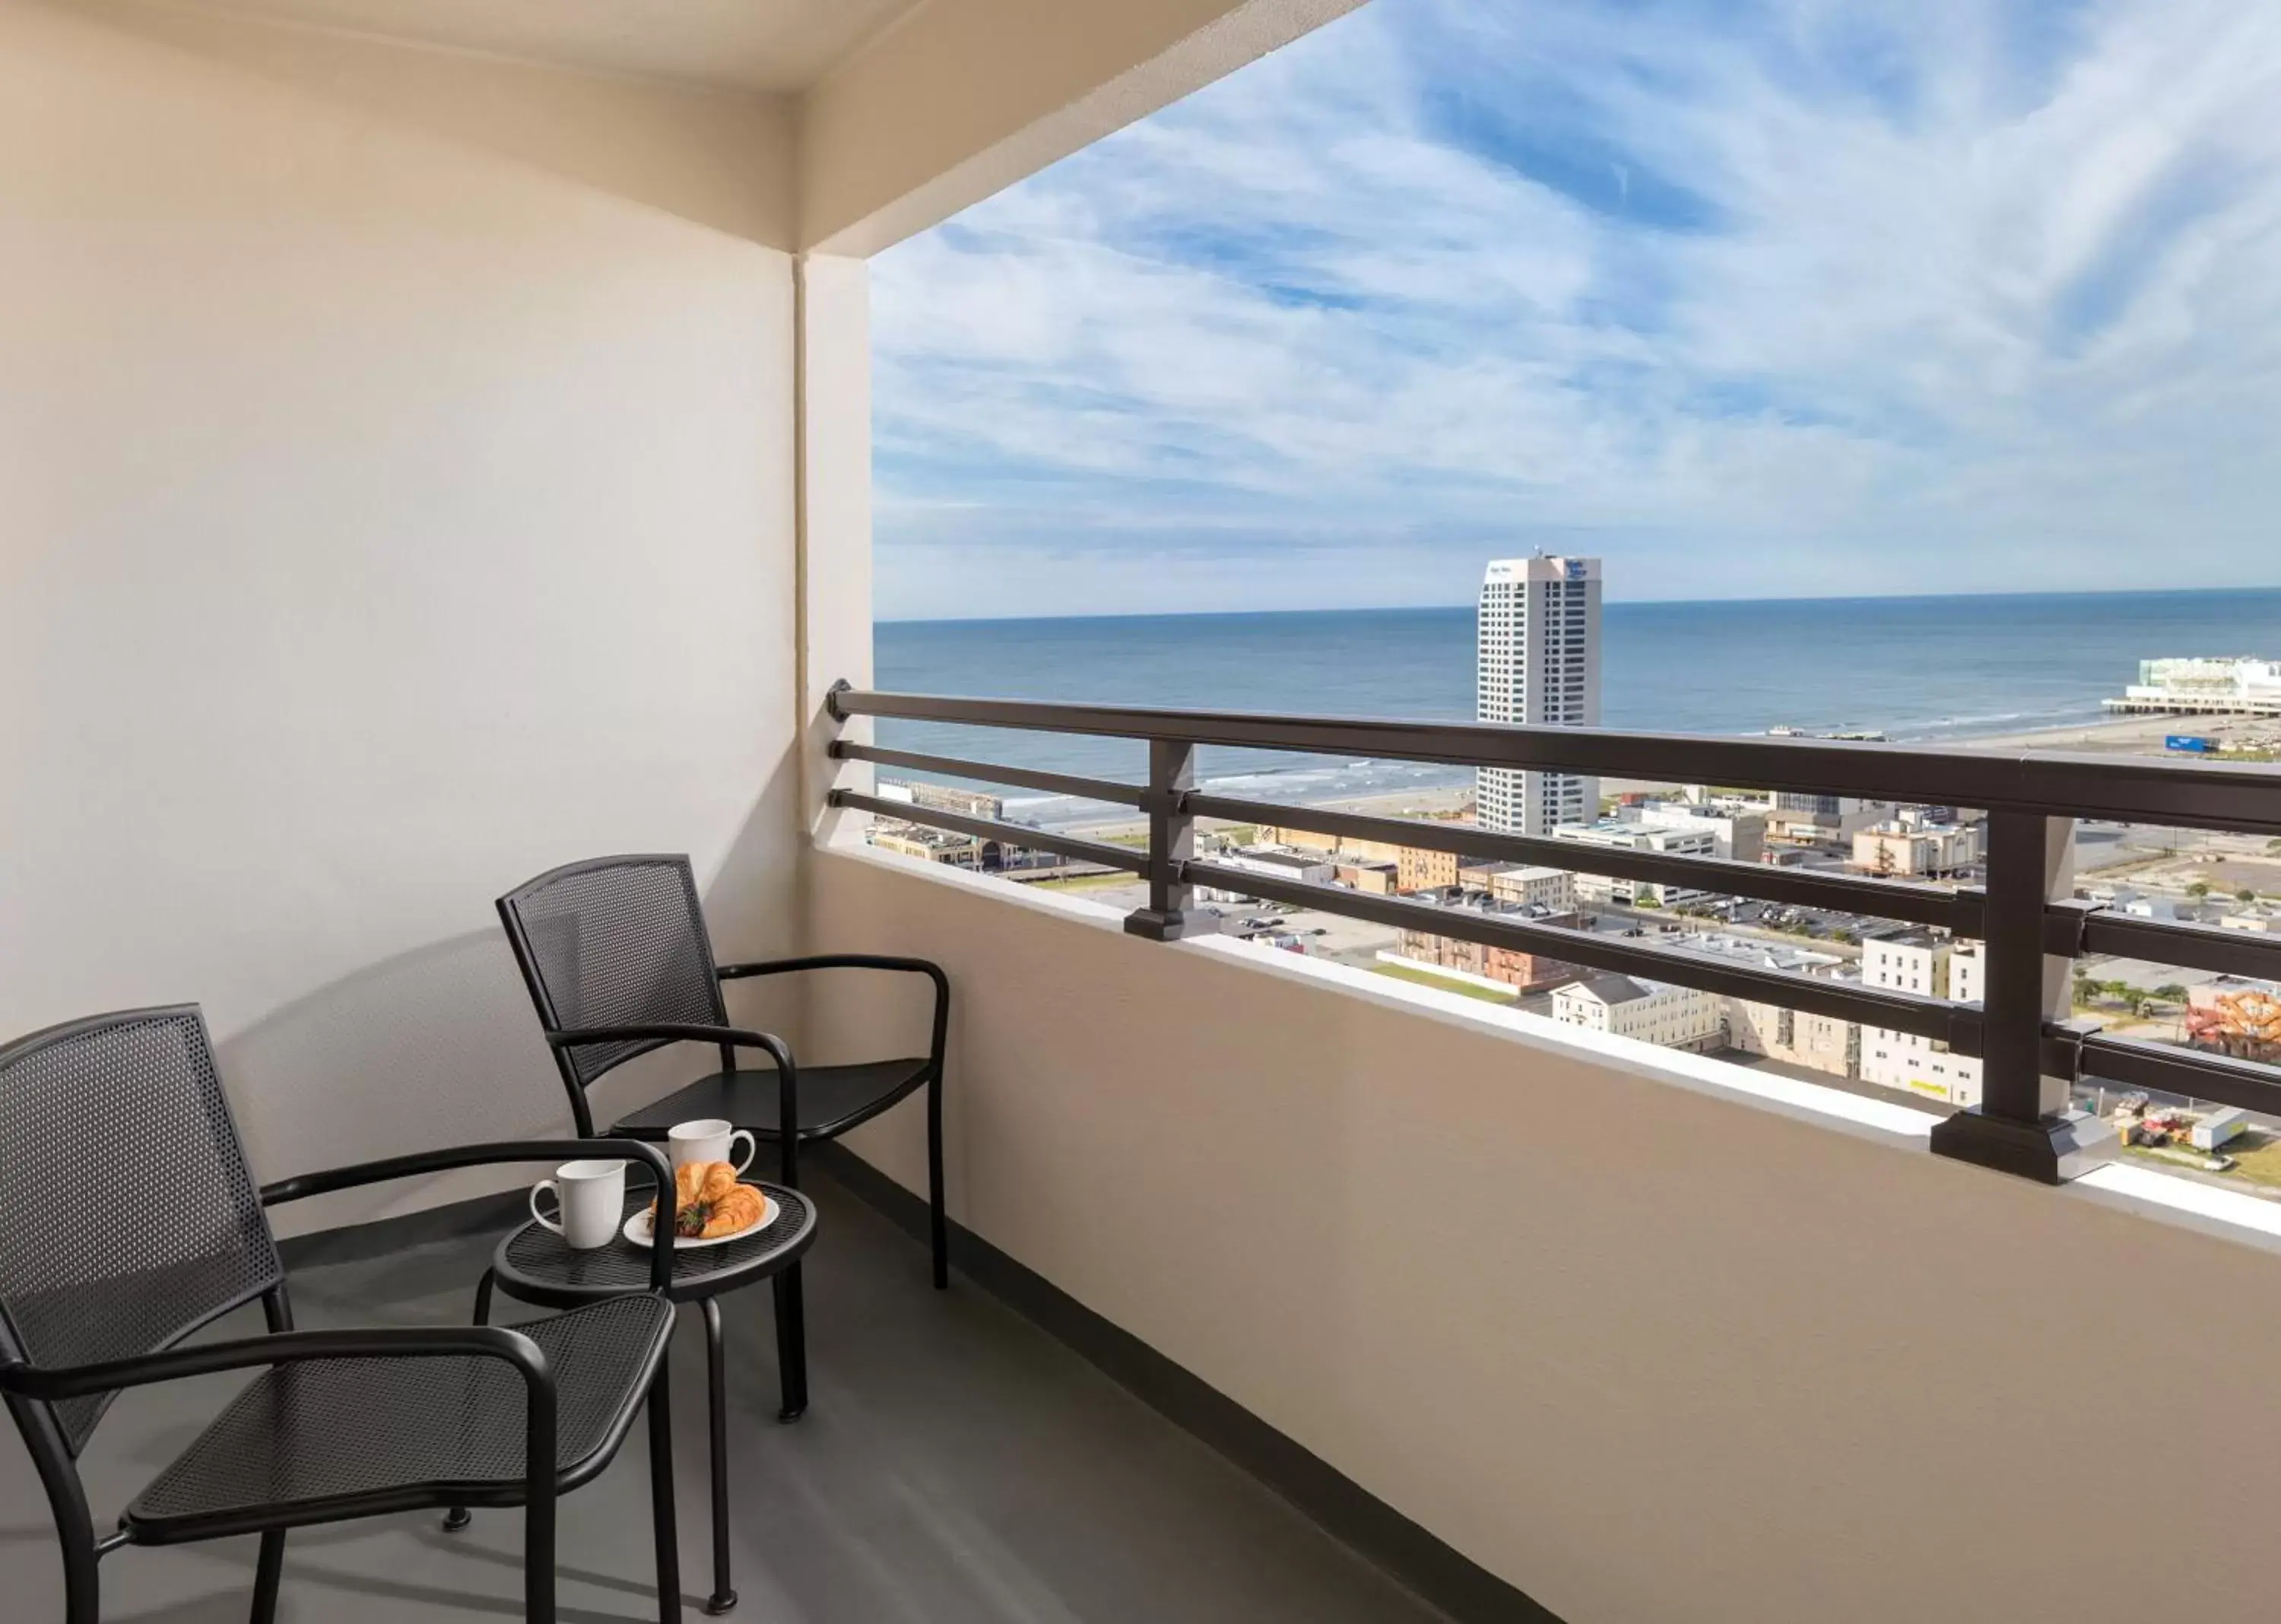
[1184,859,1973,1049]
[830,683,2281,1182]
[2062,1032,2281,1119]
[831,741,1145,808]
[833,687,2281,835]
[2065,910,2281,985]
[830,790,1148,875]
[1189,792,1971,931]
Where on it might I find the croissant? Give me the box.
[700,1184,765,1239]
[651,1160,762,1239]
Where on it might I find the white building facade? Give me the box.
[1861,937,1984,1105]
[1477,555,1601,836]
[1553,820,1718,908]
[1553,975,1725,1051]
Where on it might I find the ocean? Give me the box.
[874,588,2281,828]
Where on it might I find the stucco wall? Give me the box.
[0,0,801,1226]
[808,845,2281,1624]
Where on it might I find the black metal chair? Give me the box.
[496,855,952,1303]
[0,1006,685,1624]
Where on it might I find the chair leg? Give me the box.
[61,1530,99,1624]
[648,1365,682,1624]
[445,1270,496,1533]
[249,1530,286,1624]
[525,1494,556,1624]
[927,1077,949,1289]
[701,1299,736,1615]
[772,1266,807,1423]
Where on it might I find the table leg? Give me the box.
[443,1268,496,1533]
[772,1265,807,1423]
[702,1297,737,1616]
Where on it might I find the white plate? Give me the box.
[622,1191,778,1250]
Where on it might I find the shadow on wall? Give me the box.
[215,928,572,1237]
[216,751,811,1237]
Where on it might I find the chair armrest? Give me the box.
[0,1324,547,1403]
[2,1327,559,1512]
[548,1026,803,1187]
[715,957,949,1078]
[715,953,942,985]
[259,1138,676,1293]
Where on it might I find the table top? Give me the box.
[488,1180,817,1307]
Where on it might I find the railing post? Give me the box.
[1125,738,1214,941]
[1930,811,2115,1183]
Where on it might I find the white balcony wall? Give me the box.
[807,847,2281,1624]
[0,0,802,1225]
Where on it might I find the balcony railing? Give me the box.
[825,683,2281,1186]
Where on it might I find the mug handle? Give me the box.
[727,1130,757,1175]
[530,1178,564,1234]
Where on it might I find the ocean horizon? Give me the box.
[874,586,2281,828]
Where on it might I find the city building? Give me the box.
[1861,936,1983,1104]
[2185,979,2281,1064]
[1852,814,1981,879]
[1477,555,1601,836]
[1724,998,1862,1080]
[1626,798,1767,864]
[870,823,990,869]
[1765,793,1892,845]
[875,779,1005,820]
[1199,847,1334,902]
[1394,915,1586,995]
[1553,819,1717,907]
[1397,845,1461,895]
[1334,858,1400,895]
[1488,864,1577,912]
[2107,657,2281,717]
[1551,975,1725,1051]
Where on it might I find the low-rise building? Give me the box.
[1397,845,1461,894]
[1199,848,1334,902]
[871,822,990,869]
[1765,794,1892,845]
[877,779,1005,820]
[1335,858,1399,895]
[1725,998,1861,1080]
[2108,656,2281,718]
[1551,975,1725,1051]
[1397,906,1585,993]
[1852,817,1980,879]
[1489,864,1576,912]
[1860,935,1982,1104]
[1627,800,1766,864]
[1553,820,1718,907]
[2185,979,2281,1063]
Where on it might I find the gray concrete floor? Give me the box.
[2,1169,1451,1623]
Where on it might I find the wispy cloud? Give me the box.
[871,0,2281,620]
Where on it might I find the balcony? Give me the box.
[9,2,2281,1622]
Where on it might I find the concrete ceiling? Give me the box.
[144,0,931,96]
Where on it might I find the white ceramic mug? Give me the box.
[530,1158,627,1250]
[668,1118,756,1175]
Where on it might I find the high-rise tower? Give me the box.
[1477,555,1602,836]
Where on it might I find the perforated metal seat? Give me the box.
[127,1293,674,1543]
[614,1058,932,1142]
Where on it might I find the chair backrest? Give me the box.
[0,1007,282,1455]
[496,855,730,1112]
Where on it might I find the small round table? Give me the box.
[453,1180,817,1615]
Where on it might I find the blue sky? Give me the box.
[871,0,2281,621]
